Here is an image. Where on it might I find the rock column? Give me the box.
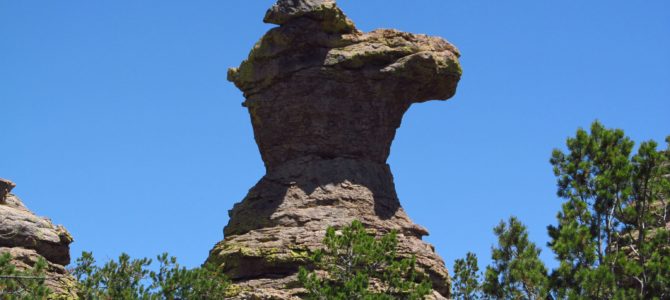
[207,1,462,298]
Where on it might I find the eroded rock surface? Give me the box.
[0,179,76,298]
[208,1,461,298]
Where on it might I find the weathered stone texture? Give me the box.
[0,179,76,299]
[209,1,461,298]
[0,178,16,204]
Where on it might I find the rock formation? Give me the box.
[207,0,462,298]
[0,179,76,298]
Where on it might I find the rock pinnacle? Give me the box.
[208,1,461,298]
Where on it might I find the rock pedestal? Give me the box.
[207,1,462,298]
[0,179,76,298]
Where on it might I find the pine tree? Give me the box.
[548,121,670,299]
[616,138,670,298]
[71,252,231,299]
[482,217,549,300]
[0,253,51,300]
[452,252,481,300]
[298,220,431,300]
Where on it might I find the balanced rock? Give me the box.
[0,178,16,203]
[0,179,76,298]
[208,1,461,299]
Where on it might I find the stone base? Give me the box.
[206,157,450,299]
[1,247,77,299]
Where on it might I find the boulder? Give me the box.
[0,180,76,299]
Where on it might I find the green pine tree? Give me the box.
[548,121,669,299]
[298,220,432,300]
[452,252,481,300]
[482,217,549,300]
[0,253,51,300]
[71,251,231,299]
[615,138,670,298]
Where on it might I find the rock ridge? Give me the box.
[0,178,76,298]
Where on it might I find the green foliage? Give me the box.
[548,121,670,299]
[150,254,231,300]
[482,217,549,300]
[72,251,230,300]
[73,252,151,299]
[548,121,634,299]
[0,252,51,300]
[298,220,431,300]
[452,252,481,300]
[453,122,669,299]
[622,137,670,298]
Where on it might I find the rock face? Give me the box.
[207,1,461,298]
[0,179,76,298]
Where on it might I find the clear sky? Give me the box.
[2,0,669,272]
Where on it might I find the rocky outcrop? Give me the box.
[208,0,461,298]
[0,179,76,298]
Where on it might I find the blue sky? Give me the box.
[2,0,668,272]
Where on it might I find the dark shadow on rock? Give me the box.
[224,156,401,237]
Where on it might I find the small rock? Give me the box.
[0,178,16,203]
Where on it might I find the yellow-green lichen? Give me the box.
[224,284,243,298]
[289,249,311,259]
